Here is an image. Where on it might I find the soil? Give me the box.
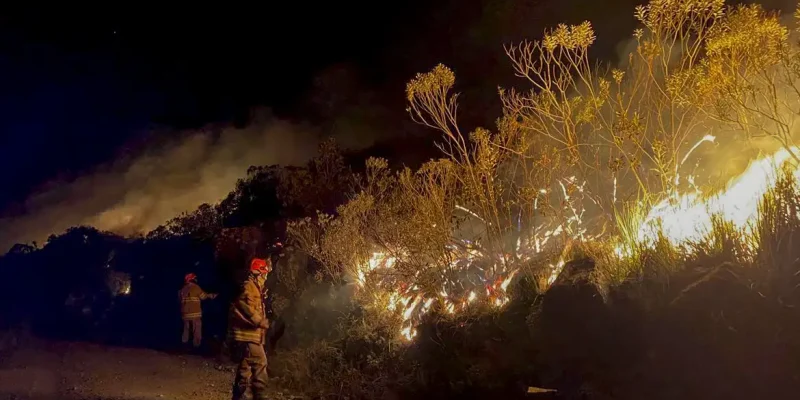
[0,335,295,400]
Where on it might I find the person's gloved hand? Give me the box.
[259,319,270,329]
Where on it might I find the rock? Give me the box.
[214,364,234,372]
[551,258,596,287]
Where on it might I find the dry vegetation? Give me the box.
[275,1,800,398]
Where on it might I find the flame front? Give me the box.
[354,180,590,340]
[351,141,800,341]
[636,147,800,249]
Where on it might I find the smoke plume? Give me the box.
[0,110,367,251]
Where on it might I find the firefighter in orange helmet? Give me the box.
[229,257,271,400]
[178,272,217,349]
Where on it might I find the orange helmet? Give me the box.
[250,258,271,274]
[184,273,197,283]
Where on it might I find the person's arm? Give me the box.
[197,286,217,300]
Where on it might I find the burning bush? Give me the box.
[281,0,800,398]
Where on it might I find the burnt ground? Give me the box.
[0,335,293,400]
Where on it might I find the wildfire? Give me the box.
[341,0,800,347]
[351,135,800,342]
[636,146,800,249]
[365,252,523,341]
[354,180,590,341]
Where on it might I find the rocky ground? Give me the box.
[0,333,296,400]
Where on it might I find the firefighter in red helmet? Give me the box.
[228,257,272,400]
[178,272,217,349]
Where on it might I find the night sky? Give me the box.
[1,0,791,248]
[0,2,426,211]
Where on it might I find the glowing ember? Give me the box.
[422,298,434,313]
[547,260,565,286]
[387,293,399,311]
[400,326,417,341]
[351,174,590,341]
[403,296,422,320]
[500,269,518,291]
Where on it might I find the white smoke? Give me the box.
[0,110,369,251]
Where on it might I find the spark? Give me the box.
[500,269,519,291]
[467,291,477,303]
[456,204,486,223]
[613,176,618,204]
[680,135,716,169]
[673,135,716,189]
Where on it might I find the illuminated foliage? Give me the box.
[289,0,800,344]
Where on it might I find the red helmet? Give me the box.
[250,258,271,274]
[184,273,197,283]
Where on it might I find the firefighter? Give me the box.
[178,272,217,349]
[229,257,271,400]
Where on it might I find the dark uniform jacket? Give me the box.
[179,282,212,320]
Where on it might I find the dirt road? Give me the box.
[0,337,286,400]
